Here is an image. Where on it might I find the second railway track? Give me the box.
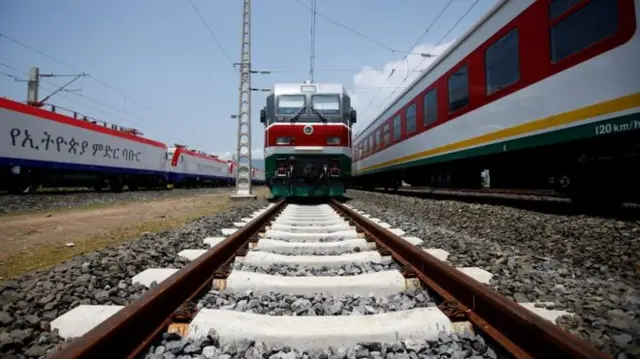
[46,199,608,359]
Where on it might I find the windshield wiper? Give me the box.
[310,106,329,122]
[285,107,306,122]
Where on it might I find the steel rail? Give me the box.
[360,186,570,201]
[331,199,610,359]
[48,199,286,359]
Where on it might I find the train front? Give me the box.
[260,83,357,198]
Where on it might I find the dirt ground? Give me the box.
[0,187,269,280]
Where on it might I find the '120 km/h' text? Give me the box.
[594,118,640,136]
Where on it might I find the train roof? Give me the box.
[271,83,349,96]
[353,0,508,140]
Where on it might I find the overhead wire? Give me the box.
[259,68,425,74]
[295,0,434,58]
[0,71,23,82]
[361,0,454,119]
[369,0,481,119]
[188,0,235,66]
[0,33,194,132]
[0,66,150,131]
[0,61,196,143]
[0,34,208,142]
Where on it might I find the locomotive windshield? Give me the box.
[277,95,305,115]
[311,95,340,115]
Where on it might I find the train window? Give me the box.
[549,0,583,20]
[448,65,469,112]
[393,115,401,141]
[423,88,438,126]
[311,95,341,115]
[550,0,618,63]
[368,136,373,154]
[383,124,390,146]
[276,95,305,115]
[375,129,381,150]
[485,28,520,95]
[406,103,416,134]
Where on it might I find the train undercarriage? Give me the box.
[351,130,640,208]
[0,165,171,193]
[266,155,349,198]
[0,165,238,193]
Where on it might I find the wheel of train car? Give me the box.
[110,176,124,192]
[7,172,36,194]
[566,162,624,211]
[7,182,31,194]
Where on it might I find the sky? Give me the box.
[0,0,495,160]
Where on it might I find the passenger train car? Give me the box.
[167,145,230,188]
[260,82,357,197]
[0,97,265,193]
[351,0,639,206]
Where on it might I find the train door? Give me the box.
[180,155,188,174]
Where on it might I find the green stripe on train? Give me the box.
[264,154,352,178]
[355,113,640,176]
[270,183,346,197]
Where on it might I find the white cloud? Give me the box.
[349,41,453,133]
[214,152,234,160]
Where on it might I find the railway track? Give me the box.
[46,200,608,359]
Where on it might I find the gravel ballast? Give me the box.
[232,262,401,276]
[141,327,502,359]
[346,189,640,358]
[197,289,436,315]
[0,198,268,358]
[0,187,234,214]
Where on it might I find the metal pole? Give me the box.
[27,67,39,105]
[231,0,256,199]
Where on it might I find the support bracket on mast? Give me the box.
[26,66,87,107]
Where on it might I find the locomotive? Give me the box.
[0,97,265,193]
[351,0,640,207]
[260,82,357,198]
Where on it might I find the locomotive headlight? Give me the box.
[276,136,291,145]
[327,136,341,145]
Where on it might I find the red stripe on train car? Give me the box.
[171,148,227,164]
[265,124,351,147]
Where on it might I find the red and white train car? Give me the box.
[167,145,231,187]
[0,96,269,193]
[352,0,639,205]
[0,97,169,193]
[252,167,266,185]
[225,160,266,186]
